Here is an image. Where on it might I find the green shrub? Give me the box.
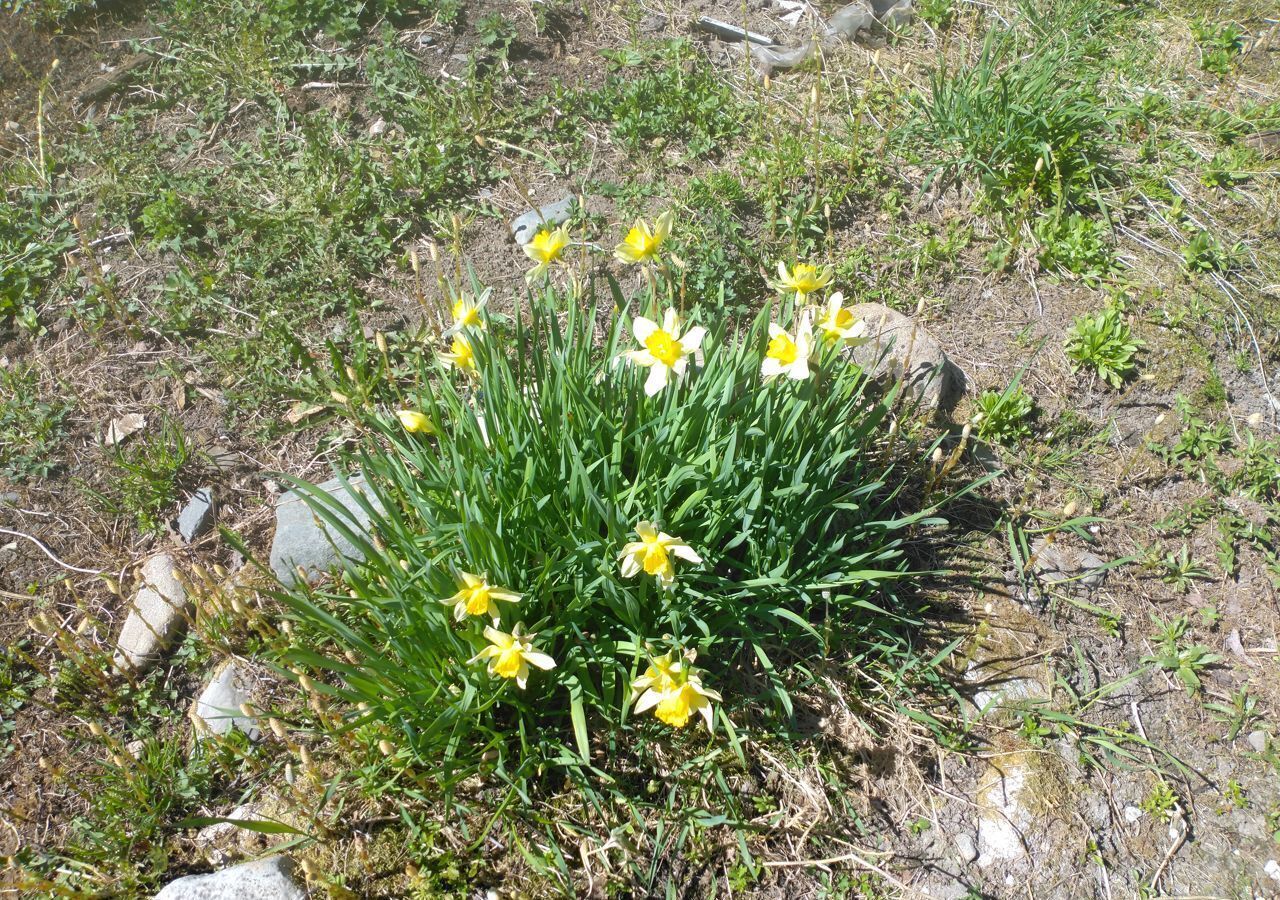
[277,285,960,802]
[1063,304,1141,388]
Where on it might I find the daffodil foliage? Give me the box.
[276,285,957,785]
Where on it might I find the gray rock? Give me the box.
[177,487,216,542]
[0,491,19,507]
[1030,539,1107,589]
[976,757,1033,866]
[1266,859,1280,883]
[845,303,963,415]
[509,195,574,246]
[193,661,261,741]
[1247,730,1268,753]
[953,832,978,864]
[269,474,378,587]
[153,855,304,900]
[194,804,262,865]
[114,554,190,672]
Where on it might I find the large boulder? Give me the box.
[846,302,964,415]
[153,856,304,900]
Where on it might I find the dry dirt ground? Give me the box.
[2,0,1280,897]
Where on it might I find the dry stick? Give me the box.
[761,850,919,895]
[0,528,104,576]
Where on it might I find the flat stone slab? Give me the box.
[1030,539,1107,589]
[192,661,261,741]
[177,487,216,542]
[269,474,378,587]
[114,554,190,672]
[845,302,963,414]
[509,194,573,246]
[153,855,304,900]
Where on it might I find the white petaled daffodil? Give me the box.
[624,309,706,397]
[440,334,478,375]
[614,211,673,266]
[814,292,870,345]
[396,409,434,434]
[441,571,521,623]
[469,624,556,689]
[631,651,721,731]
[618,520,702,589]
[761,312,815,381]
[449,293,487,333]
[522,225,571,281]
[775,261,833,302]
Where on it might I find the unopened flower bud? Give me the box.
[1063,502,1078,518]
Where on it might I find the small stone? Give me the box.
[976,759,1031,866]
[177,487,216,542]
[1030,539,1107,589]
[509,195,574,246]
[268,474,380,587]
[113,554,190,672]
[1266,859,1280,883]
[1123,805,1143,824]
[195,803,262,865]
[845,303,963,415]
[193,661,261,741]
[126,739,146,758]
[953,832,977,863]
[368,117,386,136]
[153,855,304,900]
[0,491,19,507]
[1248,730,1268,753]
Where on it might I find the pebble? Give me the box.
[177,487,216,542]
[1266,859,1280,883]
[153,855,304,900]
[192,661,261,741]
[1123,805,1143,824]
[113,554,190,672]
[1030,539,1108,589]
[509,195,574,246]
[1248,730,1268,753]
[953,832,978,863]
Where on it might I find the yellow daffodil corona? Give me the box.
[441,572,521,623]
[624,309,706,397]
[631,651,721,730]
[396,410,434,434]
[618,521,701,588]
[441,334,477,375]
[523,225,570,280]
[814,292,870,345]
[775,261,833,302]
[614,211,673,265]
[761,312,815,381]
[469,625,556,689]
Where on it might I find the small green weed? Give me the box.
[972,383,1035,445]
[1158,545,1212,592]
[1204,688,1258,742]
[1189,19,1245,76]
[1033,212,1114,282]
[1140,779,1179,820]
[1143,615,1221,695]
[1182,230,1239,275]
[1063,304,1141,388]
[91,418,197,535]
[0,364,72,480]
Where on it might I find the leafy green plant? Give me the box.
[1140,779,1179,820]
[1205,688,1258,742]
[1182,230,1239,275]
[1063,304,1141,387]
[1,187,75,322]
[1233,434,1280,501]
[1143,615,1221,695]
[0,365,72,480]
[92,418,196,535]
[275,282,967,821]
[1158,545,1212,592]
[916,0,956,28]
[474,12,517,57]
[1033,212,1114,282]
[972,382,1035,445]
[1189,19,1245,76]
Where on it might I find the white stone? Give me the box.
[153,855,304,899]
[195,804,261,865]
[113,554,190,672]
[1265,859,1280,882]
[976,759,1032,866]
[193,661,261,741]
[1123,805,1143,824]
[1247,730,1268,753]
[953,832,977,863]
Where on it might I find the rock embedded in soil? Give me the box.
[113,554,190,673]
[194,803,263,865]
[268,474,378,587]
[845,303,963,415]
[1247,730,1268,753]
[192,660,261,741]
[509,195,574,246]
[1030,539,1107,589]
[177,487,216,542]
[976,757,1034,866]
[153,855,304,900]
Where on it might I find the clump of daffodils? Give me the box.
[470,624,556,690]
[618,521,701,589]
[624,309,706,397]
[631,651,721,731]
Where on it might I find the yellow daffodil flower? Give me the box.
[441,571,521,623]
[396,410,434,433]
[523,225,570,280]
[631,652,721,730]
[448,293,488,333]
[814,292,870,344]
[624,308,706,397]
[441,334,478,375]
[775,261,833,302]
[614,211,673,265]
[761,312,815,381]
[469,624,556,689]
[618,521,701,588]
